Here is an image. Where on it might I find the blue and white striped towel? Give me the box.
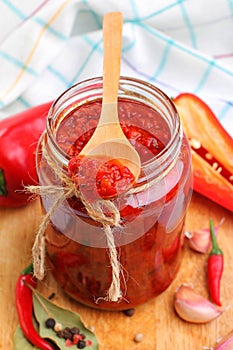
[0,0,232,136]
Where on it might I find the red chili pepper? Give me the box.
[207,219,224,306]
[173,93,233,212]
[0,101,52,208]
[15,264,54,350]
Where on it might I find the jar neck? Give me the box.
[45,76,183,184]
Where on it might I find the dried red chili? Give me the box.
[207,219,224,306]
[15,264,54,350]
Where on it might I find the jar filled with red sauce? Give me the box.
[36,76,192,310]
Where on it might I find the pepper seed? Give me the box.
[54,322,63,332]
[134,333,143,343]
[88,325,95,332]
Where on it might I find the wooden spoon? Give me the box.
[79,12,141,181]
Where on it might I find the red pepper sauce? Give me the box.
[56,99,170,161]
[44,98,192,310]
[68,156,136,200]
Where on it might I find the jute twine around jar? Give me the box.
[27,147,127,303]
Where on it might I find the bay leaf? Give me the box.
[33,293,99,350]
[13,325,40,350]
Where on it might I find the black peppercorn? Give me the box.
[70,327,80,335]
[45,317,56,329]
[77,339,86,349]
[123,308,135,317]
[56,330,65,338]
[63,327,73,340]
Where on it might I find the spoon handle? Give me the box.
[102,12,123,108]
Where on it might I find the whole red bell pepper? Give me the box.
[0,102,52,207]
[174,93,233,212]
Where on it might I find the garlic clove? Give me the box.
[184,218,225,254]
[184,228,211,253]
[174,284,222,324]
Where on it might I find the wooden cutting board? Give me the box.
[1,191,233,350]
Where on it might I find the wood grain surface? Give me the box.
[1,192,233,350]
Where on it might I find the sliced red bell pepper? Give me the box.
[173,93,233,212]
[0,102,52,207]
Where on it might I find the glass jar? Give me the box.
[36,76,192,310]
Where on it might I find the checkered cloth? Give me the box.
[0,0,232,136]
